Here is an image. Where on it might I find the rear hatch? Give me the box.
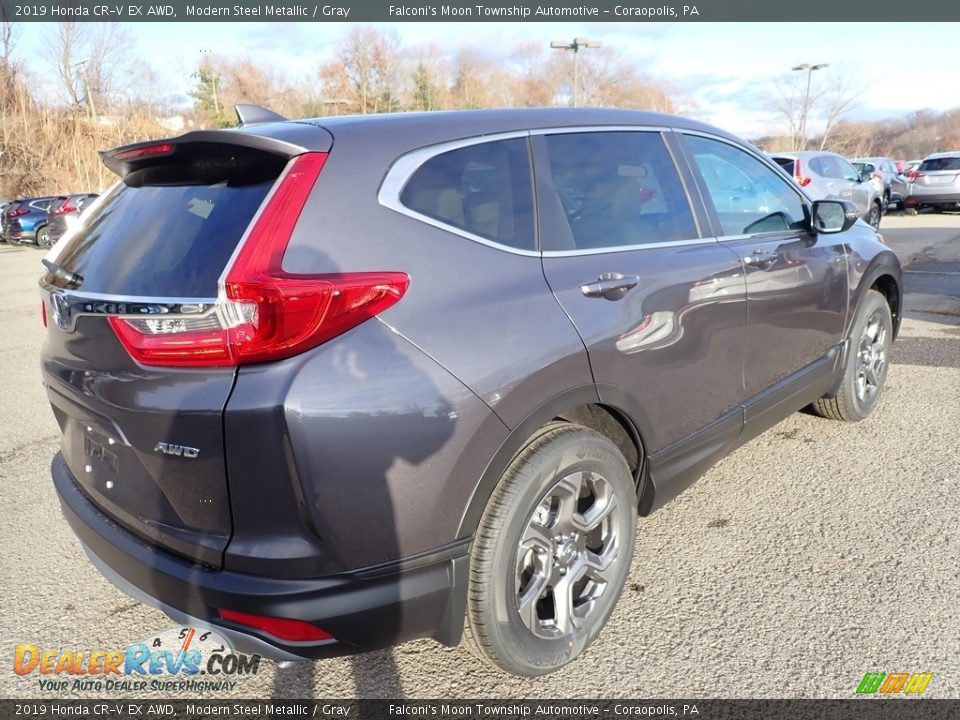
[41,128,330,568]
[913,156,960,188]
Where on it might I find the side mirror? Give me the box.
[811,199,859,234]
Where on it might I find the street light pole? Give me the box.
[791,62,828,150]
[551,37,602,107]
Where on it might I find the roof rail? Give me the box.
[234,104,288,126]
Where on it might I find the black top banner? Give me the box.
[2,0,959,21]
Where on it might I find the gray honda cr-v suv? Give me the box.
[41,107,901,677]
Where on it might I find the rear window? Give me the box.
[918,157,960,172]
[773,157,795,175]
[400,137,535,251]
[47,147,285,297]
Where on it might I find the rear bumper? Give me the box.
[905,191,960,206]
[53,453,469,660]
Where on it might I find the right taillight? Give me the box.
[109,152,410,368]
[51,198,78,216]
[794,158,812,187]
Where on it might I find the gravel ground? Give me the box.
[1,214,957,700]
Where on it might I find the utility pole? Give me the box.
[791,63,828,150]
[550,37,602,107]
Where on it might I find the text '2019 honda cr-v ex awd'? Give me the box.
[41,107,901,677]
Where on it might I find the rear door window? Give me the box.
[539,131,697,250]
[400,137,535,251]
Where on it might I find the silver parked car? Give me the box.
[771,151,884,229]
[853,156,908,212]
[904,151,960,214]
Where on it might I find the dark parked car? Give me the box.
[44,193,100,248]
[3,196,63,246]
[41,107,901,677]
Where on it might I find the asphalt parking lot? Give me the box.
[1,213,958,700]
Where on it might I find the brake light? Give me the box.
[794,158,812,187]
[907,170,924,182]
[109,152,409,368]
[11,207,29,216]
[113,143,175,161]
[218,609,333,642]
[51,197,77,216]
[871,172,883,181]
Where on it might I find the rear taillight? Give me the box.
[218,609,333,642]
[907,170,924,182]
[51,198,78,216]
[794,158,812,187]
[109,152,409,368]
[871,172,883,181]
[11,207,29,216]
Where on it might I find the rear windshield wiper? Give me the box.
[42,259,84,289]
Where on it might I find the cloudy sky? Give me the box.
[13,21,957,138]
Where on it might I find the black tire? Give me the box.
[882,192,890,215]
[464,422,637,676]
[866,201,882,229]
[36,225,52,249]
[811,289,892,422]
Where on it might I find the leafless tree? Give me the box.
[45,22,147,115]
[771,66,860,151]
[320,27,403,114]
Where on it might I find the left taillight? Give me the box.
[108,152,409,368]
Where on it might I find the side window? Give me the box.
[808,156,828,178]
[837,158,860,182]
[685,135,807,236]
[400,137,535,251]
[541,131,697,250]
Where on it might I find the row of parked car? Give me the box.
[769,150,960,228]
[0,193,99,249]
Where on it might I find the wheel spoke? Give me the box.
[550,573,577,636]
[553,472,585,532]
[520,519,554,554]
[575,493,616,534]
[583,541,618,582]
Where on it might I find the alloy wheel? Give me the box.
[855,310,887,404]
[514,470,623,640]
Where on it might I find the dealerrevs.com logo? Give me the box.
[14,627,260,693]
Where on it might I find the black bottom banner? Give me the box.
[3,699,957,720]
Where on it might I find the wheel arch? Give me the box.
[455,384,651,542]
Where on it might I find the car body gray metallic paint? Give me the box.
[45,108,901,659]
[251,108,897,574]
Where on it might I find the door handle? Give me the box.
[743,250,778,269]
[580,273,640,301]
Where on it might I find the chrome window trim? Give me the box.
[677,128,814,242]
[377,130,540,258]
[543,237,717,258]
[530,125,672,136]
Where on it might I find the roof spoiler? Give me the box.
[235,104,288,126]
